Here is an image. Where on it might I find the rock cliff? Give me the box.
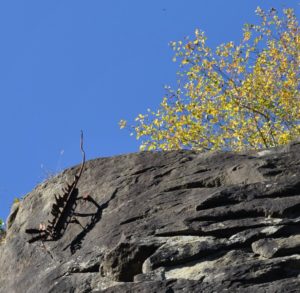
[0,140,300,292]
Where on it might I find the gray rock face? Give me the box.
[0,139,300,293]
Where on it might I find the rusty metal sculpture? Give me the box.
[25,131,86,244]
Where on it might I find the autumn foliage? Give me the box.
[120,7,300,151]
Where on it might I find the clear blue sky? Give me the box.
[0,1,299,222]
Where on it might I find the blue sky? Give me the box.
[0,1,299,222]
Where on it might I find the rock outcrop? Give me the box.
[1,140,300,292]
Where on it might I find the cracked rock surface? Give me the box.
[0,139,300,292]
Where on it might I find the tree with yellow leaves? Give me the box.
[120,7,300,152]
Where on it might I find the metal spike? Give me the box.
[46,226,53,233]
[25,228,40,234]
[48,219,55,225]
[62,193,69,200]
[54,194,61,202]
[57,201,64,208]
[51,210,59,216]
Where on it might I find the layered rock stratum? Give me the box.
[1,140,300,292]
